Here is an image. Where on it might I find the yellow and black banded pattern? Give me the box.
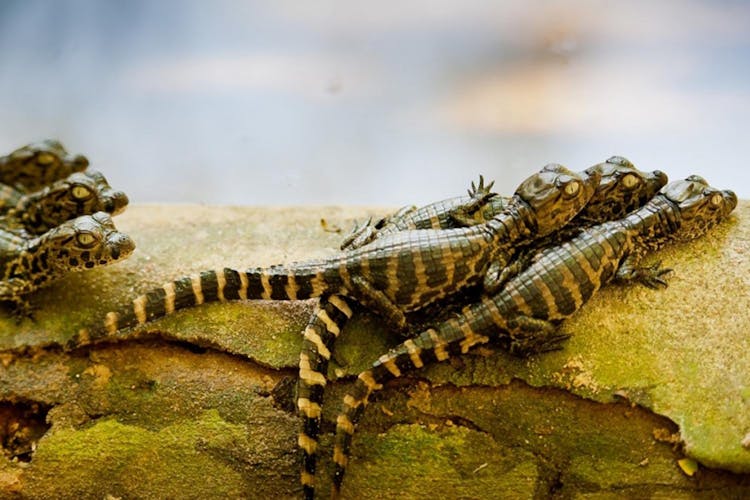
[67,165,598,500]
[74,165,598,348]
[74,202,546,346]
[330,180,738,496]
[298,294,353,499]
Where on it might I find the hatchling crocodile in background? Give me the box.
[0,141,134,319]
[0,170,129,236]
[0,140,88,194]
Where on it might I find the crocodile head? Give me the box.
[33,212,135,277]
[19,170,130,234]
[660,175,737,242]
[18,170,128,234]
[1,140,89,192]
[576,156,669,225]
[514,163,601,237]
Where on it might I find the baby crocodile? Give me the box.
[341,156,660,250]
[330,176,737,496]
[299,157,666,498]
[71,163,598,346]
[0,170,129,235]
[0,140,88,194]
[1,212,135,318]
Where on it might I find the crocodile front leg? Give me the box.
[616,255,673,288]
[448,175,499,227]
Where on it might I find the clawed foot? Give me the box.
[467,175,496,200]
[635,261,673,289]
[509,331,571,357]
[340,217,376,250]
[450,175,499,227]
[340,205,417,250]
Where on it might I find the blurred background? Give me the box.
[0,0,748,205]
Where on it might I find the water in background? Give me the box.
[1,0,748,205]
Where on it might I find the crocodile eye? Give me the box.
[622,173,640,189]
[36,152,54,165]
[563,181,580,197]
[71,185,93,200]
[76,232,98,247]
[710,193,723,207]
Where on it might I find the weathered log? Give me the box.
[1,203,749,498]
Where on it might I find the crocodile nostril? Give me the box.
[723,190,738,211]
[72,154,89,169]
[109,234,136,259]
[652,170,668,188]
[113,191,129,213]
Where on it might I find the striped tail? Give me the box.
[298,294,354,500]
[331,314,492,497]
[71,263,343,349]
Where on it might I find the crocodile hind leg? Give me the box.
[505,315,570,356]
[298,294,353,500]
[331,314,494,497]
[340,205,417,250]
[349,275,408,333]
[339,217,374,250]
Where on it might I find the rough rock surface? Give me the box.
[1,203,749,498]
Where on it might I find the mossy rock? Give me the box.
[1,203,749,498]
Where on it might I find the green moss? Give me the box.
[23,411,249,499]
[340,423,539,498]
[330,313,399,376]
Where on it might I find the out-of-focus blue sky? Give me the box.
[0,0,748,204]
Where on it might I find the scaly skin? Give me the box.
[1,212,135,318]
[0,170,129,235]
[494,157,668,284]
[69,163,598,346]
[339,175,500,250]
[330,176,737,497]
[341,156,662,250]
[0,140,88,194]
[299,157,667,498]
